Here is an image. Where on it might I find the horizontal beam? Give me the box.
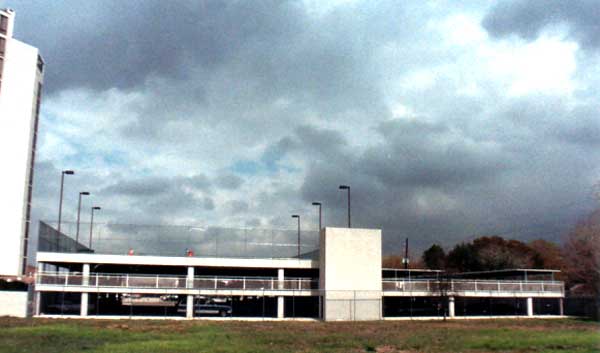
[382,291,563,298]
[35,285,318,296]
[37,252,318,269]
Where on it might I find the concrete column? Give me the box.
[277,268,284,289]
[318,295,322,320]
[526,297,533,317]
[35,262,44,316]
[448,296,455,318]
[186,295,194,319]
[187,267,194,288]
[80,264,90,317]
[80,293,88,317]
[187,267,194,319]
[277,296,284,319]
[82,264,90,286]
[277,268,284,318]
[559,298,564,316]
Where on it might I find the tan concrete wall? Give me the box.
[319,228,382,321]
[0,291,28,317]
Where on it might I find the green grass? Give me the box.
[0,318,598,353]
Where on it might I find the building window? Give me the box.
[0,15,8,35]
[0,37,6,56]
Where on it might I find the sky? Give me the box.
[3,0,600,257]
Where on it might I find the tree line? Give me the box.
[383,209,600,297]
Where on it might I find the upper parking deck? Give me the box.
[38,221,320,260]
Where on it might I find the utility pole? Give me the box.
[403,238,409,270]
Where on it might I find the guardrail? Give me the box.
[36,272,318,291]
[381,279,564,294]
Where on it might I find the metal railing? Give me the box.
[381,279,564,294]
[36,272,319,291]
[37,272,564,294]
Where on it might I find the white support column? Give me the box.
[559,298,564,316]
[80,264,90,317]
[187,267,194,319]
[277,268,284,319]
[448,296,455,318]
[35,261,44,316]
[277,268,284,289]
[526,297,533,317]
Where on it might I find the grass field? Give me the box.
[0,318,598,353]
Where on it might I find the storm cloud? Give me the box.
[2,0,597,260]
[483,0,600,50]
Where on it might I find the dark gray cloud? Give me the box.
[216,174,244,190]
[96,174,216,224]
[227,200,249,214]
[297,96,599,253]
[483,0,600,49]
[103,174,212,196]
[103,177,172,196]
[202,196,215,211]
[4,0,307,93]
[8,0,598,261]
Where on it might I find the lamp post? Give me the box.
[339,185,351,228]
[311,202,322,231]
[89,206,101,248]
[57,170,74,234]
[291,215,300,257]
[75,191,90,244]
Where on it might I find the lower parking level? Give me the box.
[38,291,563,320]
[38,292,321,319]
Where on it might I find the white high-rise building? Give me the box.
[0,9,44,277]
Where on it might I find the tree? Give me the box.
[472,236,537,270]
[562,209,600,297]
[382,255,425,269]
[445,243,480,273]
[445,236,544,272]
[528,239,565,271]
[382,255,404,269]
[422,244,446,270]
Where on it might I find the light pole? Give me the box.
[89,206,101,248]
[311,202,322,231]
[57,170,74,234]
[75,191,90,244]
[291,215,300,257]
[339,185,351,228]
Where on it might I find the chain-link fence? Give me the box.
[38,221,319,259]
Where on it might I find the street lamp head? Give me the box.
[291,214,299,218]
[311,202,321,206]
[80,191,90,196]
[63,170,75,175]
[339,185,350,190]
[92,206,101,210]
